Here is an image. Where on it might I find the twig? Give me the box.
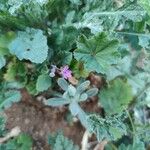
[81,130,90,150]
[87,141,98,149]
[93,140,108,150]
[0,126,21,144]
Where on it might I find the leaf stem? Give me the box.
[126,110,136,135]
[115,31,150,37]
[81,130,90,150]
[85,11,145,16]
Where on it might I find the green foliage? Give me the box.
[0,32,15,69]
[0,0,149,148]
[36,74,51,92]
[118,138,145,150]
[74,33,120,74]
[0,116,6,136]
[9,28,48,63]
[48,132,79,150]
[87,113,127,141]
[44,78,98,128]
[139,0,150,16]
[105,138,146,150]
[0,32,15,55]
[4,61,27,85]
[0,90,21,111]
[0,134,33,150]
[0,56,5,69]
[99,78,133,115]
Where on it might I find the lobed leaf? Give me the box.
[9,28,48,64]
[87,113,127,141]
[99,78,133,115]
[74,33,120,74]
[48,132,79,150]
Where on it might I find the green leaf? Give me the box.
[86,88,98,97]
[69,101,88,127]
[87,113,127,141]
[9,28,48,63]
[99,79,133,115]
[139,0,150,16]
[57,78,69,91]
[7,0,23,15]
[68,85,76,97]
[44,98,70,107]
[0,116,6,136]
[36,74,51,92]
[15,134,33,150]
[48,132,79,150]
[76,80,90,94]
[79,93,88,101]
[0,32,15,56]
[138,35,150,49]
[26,81,37,95]
[76,104,88,128]
[69,101,80,116]
[0,134,33,150]
[0,90,21,110]
[0,55,6,69]
[118,139,145,150]
[4,61,27,85]
[74,33,120,74]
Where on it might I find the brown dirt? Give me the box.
[4,74,103,149]
[4,89,102,150]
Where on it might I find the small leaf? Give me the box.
[77,106,88,128]
[0,90,21,110]
[48,132,79,150]
[76,80,90,94]
[0,55,6,69]
[68,85,76,97]
[44,98,69,107]
[16,134,33,150]
[86,88,98,97]
[69,101,80,116]
[57,78,69,91]
[0,31,15,56]
[79,93,88,101]
[69,101,88,128]
[36,74,51,92]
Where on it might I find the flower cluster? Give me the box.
[49,65,72,79]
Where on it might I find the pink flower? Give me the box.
[60,65,72,79]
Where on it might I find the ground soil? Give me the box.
[4,90,101,150]
[4,74,103,150]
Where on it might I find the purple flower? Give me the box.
[60,66,72,79]
[49,65,57,77]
